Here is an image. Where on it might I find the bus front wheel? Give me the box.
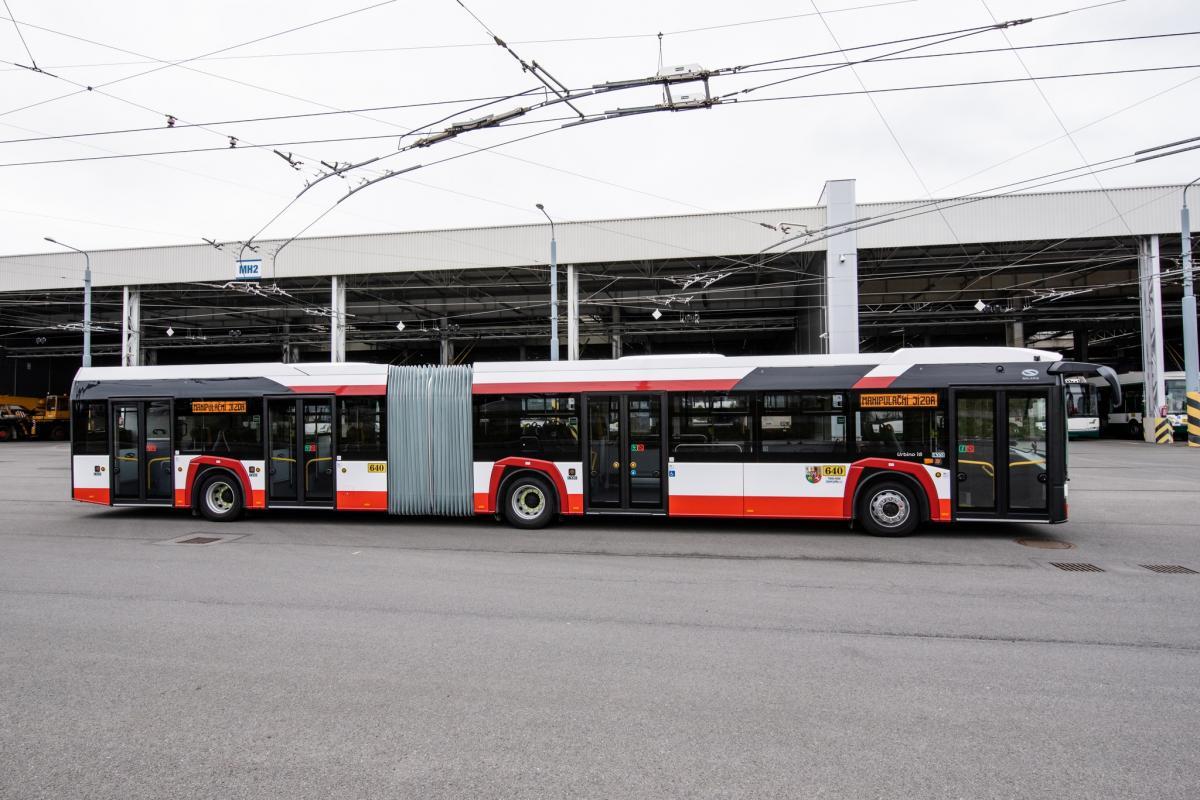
[503,474,556,530]
[858,481,919,537]
[198,473,244,522]
[1128,419,1143,439]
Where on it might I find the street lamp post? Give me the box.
[536,203,559,361]
[45,236,92,368]
[1182,177,1199,446]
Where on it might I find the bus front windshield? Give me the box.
[1166,380,1187,414]
[1065,383,1096,417]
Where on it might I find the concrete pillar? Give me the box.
[821,179,858,354]
[566,263,579,360]
[793,279,825,354]
[1138,235,1166,441]
[1073,328,1089,362]
[611,306,623,359]
[121,286,140,367]
[439,318,453,365]
[330,275,346,363]
[1006,320,1025,348]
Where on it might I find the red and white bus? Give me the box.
[69,347,1118,536]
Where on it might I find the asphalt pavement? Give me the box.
[1,440,1198,799]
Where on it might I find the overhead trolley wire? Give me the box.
[5,63,1196,171]
[0,0,402,121]
[3,29,1195,150]
[0,0,921,72]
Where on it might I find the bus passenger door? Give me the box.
[302,398,335,502]
[267,399,299,503]
[584,393,666,512]
[952,389,1053,520]
[111,399,173,504]
[266,396,335,506]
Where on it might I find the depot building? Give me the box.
[0,180,1191,406]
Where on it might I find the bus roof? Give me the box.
[74,346,1059,384]
[71,347,1063,399]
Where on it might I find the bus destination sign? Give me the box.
[191,401,247,414]
[860,393,938,409]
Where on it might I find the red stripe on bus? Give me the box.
[73,487,110,505]
[473,379,739,395]
[852,375,898,389]
[336,490,387,511]
[287,384,385,396]
[668,495,744,517]
[743,496,847,519]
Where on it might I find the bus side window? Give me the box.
[71,400,108,455]
[337,397,386,461]
[669,393,751,462]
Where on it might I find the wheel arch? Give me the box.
[487,458,569,514]
[497,467,562,515]
[187,462,250,511]
[850,469,930,524]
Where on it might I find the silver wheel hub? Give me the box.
[869,490,909,528]
[511,484,546,520]
[205,481,235,514]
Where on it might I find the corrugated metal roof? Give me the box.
[3,183,1183,292]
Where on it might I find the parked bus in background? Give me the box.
[1094,371,1187,439]
[68,347,1119,536]
[1064,376,1100,439]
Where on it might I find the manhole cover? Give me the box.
[1050,562,1104,572]
[1140,564,1198,575]
[158,533,243,546]
[1017,538,1073,549]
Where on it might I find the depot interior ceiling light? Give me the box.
[651,308,662,320]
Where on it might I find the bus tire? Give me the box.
[858,480,919,537]
[197,472,244,522]
[502,473,556,530]
[1127,418,1142,439]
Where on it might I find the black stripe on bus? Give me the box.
[72,376,290,401]
[731,365,873,391]
[888,363,1059,388]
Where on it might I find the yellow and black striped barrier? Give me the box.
[1189,391,1200,448]
[1154,417,1174,444]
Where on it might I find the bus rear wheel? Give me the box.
[503,474,556,530]
[858,481,919,537]
[198,473,244,522]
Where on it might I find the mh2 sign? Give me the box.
[235,258,262,281]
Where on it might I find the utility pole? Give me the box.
[536,203,559,361]
[45,237,92,368]
[1182,177,1200,446]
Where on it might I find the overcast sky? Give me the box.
[0,0,1197,259]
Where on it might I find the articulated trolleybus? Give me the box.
[69,347,1119,536]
